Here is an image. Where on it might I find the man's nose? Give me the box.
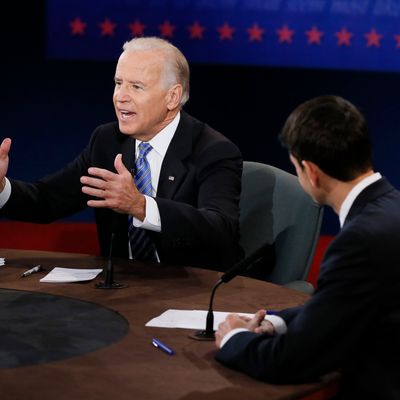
[115,86,131,102]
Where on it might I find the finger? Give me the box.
[80,175,107,190]
[254,309,267,324]
[0,138,12,158]
[226,313,239,322]
[254,320,275,335]
[82,186,107,199]
[215,331,223,348]
[114,153,129,175]
[87,166,117,181]
[87,199,109,208]
[218,321,226,330]
[247,309,267,331]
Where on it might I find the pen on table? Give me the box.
[152,338,175,356]
[21,265,43,278]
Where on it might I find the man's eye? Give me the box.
[133,84,142,90]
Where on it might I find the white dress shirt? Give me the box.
[131,112,180,231]
[219,172,383,349]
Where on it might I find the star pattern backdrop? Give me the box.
[47,0,400,72]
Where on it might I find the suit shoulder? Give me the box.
[182,112,241,156]
[90,122,120,139]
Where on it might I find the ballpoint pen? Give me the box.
[21,265,43,278]
[152,338,175,356]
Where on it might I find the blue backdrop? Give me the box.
[47,0,400,72]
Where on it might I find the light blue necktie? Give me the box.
[128,142,157,262]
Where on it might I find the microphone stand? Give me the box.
[189,243,270,341]
[190,278,223,340]
[95,233,127,289]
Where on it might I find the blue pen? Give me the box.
[152,338,175,356]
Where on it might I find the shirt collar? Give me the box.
[339,172,382,228]
[135,112,180,158]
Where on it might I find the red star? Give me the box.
[335,27,353,46]
[69,17,87,36]
[187,21,205,40]
[217,22,235,41]
[158,20,176,38]
[306,26,324,45]
[276,24,294,44]
[395,34,400,48]
[365,28,383,47]
[129,20,146,37]
[99,18,116,36]
[247,23,264,42]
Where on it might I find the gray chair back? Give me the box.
[239,161,323,286]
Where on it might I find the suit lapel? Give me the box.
[119,134,136,173]
[157,111,197,199]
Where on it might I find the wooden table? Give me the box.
[0,249,339,400]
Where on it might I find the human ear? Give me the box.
[166,84,182,110]
[302,160,319,188]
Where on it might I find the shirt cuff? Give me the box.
[0,178,11,208]
[264,314,287,335]
[219,328,249,348]
[131,195,161,232]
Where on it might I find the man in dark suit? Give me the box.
[215,95,400,398]
[0,37,243,270]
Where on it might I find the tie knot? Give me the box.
[138,142,152,159]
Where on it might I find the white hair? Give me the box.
[122,37,190,106]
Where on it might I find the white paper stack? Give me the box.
[0,258,5,266]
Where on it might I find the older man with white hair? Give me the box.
[0,37,243,270]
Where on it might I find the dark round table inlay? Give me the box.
[0,288,129,368]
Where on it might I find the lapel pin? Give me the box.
[168,176,175,181]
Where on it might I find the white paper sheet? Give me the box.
[40,267,103,283]
[145,309,254,330]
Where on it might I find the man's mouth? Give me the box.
[119,110,136,120]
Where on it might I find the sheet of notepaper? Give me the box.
[145,309,254,330]
[40,267,103,283]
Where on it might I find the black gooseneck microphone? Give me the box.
[189,243,270,340]
[95,230,127,289]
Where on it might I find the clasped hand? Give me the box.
[80,154,146,219]
[215,309,275,348]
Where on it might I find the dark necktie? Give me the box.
[128,142,157,262]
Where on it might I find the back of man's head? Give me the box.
[279,95,372,181]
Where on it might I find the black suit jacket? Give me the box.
[1,111,243,269]
[216,178,400,399]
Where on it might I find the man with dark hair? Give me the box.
[215,95,400,398]
[0,37,243,270]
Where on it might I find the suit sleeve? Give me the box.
[216,226,381,383]
[0,133,95,223]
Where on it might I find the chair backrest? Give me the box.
[239,161,323,285]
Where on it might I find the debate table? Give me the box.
[0,249,339,400]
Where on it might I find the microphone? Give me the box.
[95,223,127,289]
[189,243,270,341]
